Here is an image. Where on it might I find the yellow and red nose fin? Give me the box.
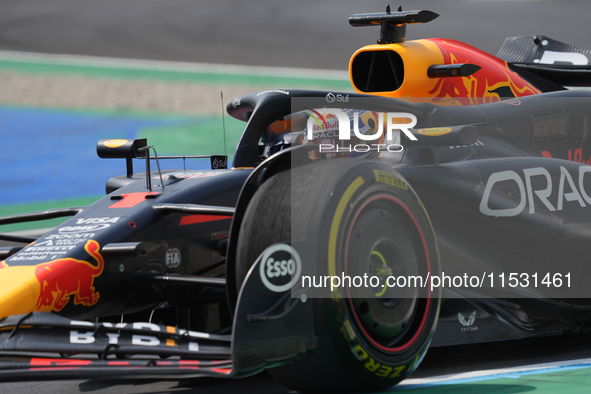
[0,240,104,319]
[349,38,540,104]
[347,8,540,104]
[0,263,42,318]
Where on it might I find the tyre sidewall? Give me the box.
[282,159,440,391]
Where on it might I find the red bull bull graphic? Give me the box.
[428,38,541,105]
[349,38,541,105]
[34,239,104,311]
[0,240,103,318]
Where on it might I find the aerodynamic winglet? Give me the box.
[349,8,439,44]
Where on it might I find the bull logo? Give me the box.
[428,38,540,105]
[34,240,104,311]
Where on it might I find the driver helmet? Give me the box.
[303,109,382,158]
[261,112,308,157]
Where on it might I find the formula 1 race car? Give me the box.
[2,8,591,393]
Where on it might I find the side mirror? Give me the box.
[97,138,147,177]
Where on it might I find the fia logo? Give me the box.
[165,248,181,269]
[458,311,478,331]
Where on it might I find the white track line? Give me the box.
[0,49,348,80]
[399,357,591,388]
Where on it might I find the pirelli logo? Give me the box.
[373,170,408,190]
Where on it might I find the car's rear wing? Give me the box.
[497,35,591,88]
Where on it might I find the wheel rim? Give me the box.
[352,238,417,340]
[344,194,434,353]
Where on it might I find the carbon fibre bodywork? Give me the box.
[2,8,591,391]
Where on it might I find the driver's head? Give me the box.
[261,112,308,157]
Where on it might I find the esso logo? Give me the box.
[259,244,302,293]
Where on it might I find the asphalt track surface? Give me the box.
[2,0,591,70]
[2,0,591,393]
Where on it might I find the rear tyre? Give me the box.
[236,159,440,393]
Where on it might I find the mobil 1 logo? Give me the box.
[259,243,302,293]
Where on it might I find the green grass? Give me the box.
[0,59,352,91]
[137,115,245,157]
[0,196,101,232]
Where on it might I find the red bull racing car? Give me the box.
[3,8,591,393]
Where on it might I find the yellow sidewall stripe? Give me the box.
[328,176,365,291]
